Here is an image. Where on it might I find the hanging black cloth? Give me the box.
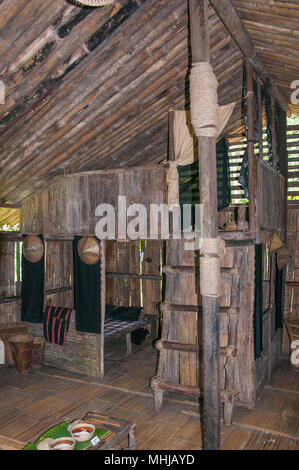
[178,136,231,229]
[21,234,44,324]
[264,87,273,166]
[238,61,259,199]
[74,236,102,334]
[275,103,287,178]
[254,244,263,359]
[275,257,284,330]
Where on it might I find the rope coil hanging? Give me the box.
[190,62,219,138]
[200,238,226,298]
[70,0,115,7]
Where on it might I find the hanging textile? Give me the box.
[254,244,263,359]
[238,61,259,199]
[21,234,44,324]
[275,258,284,330]
[264,87,273,165]
[43,306,72,346]
[166,102,236,207]
[276,103,287,178]
[74,236,102,334]
[178,137,231,228]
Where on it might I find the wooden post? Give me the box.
[152,110,176,411]
[98,240,106,378]
[189,0,220,450]
[257,80,264,161]
[246,61,256,235]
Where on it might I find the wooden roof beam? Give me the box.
[209,0,288,111]
[0,204,21,209]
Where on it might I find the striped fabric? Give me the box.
[43,306,72,346]
[104,318,149,338]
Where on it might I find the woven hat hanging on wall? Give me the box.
[77,236,101,265]
[70,0,115,6]
[23,235,44,263]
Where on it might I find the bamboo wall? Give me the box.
[0,238,21,324]
[106,240,163,315]
[283,205,299,352]
[19,166,166,376]
[256,160,287,243]
[21,166,166,237]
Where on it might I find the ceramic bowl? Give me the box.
[69,422,95,442]
[50,437,76,450]
[37,438,54,450]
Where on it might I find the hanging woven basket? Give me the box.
[70,0,115,6]
[77,236,101,265]
[23,235,44,263]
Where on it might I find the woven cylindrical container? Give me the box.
[31,337,45,369]
[9,334,33,375]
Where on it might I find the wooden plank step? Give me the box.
[151,375,201,398]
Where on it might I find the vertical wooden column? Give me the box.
[151,110,176,411]
[257,80,264,161]
[189,0,220,450]
[271,95,278,171]
[246,61,256,235]
[98,239,106,378]
[256,79,263,244]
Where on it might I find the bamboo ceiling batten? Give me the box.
[0,1,297,205]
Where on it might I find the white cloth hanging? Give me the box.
[0,339,5,365]
[166,102,236,206]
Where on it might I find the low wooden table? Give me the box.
[81,412,137,450]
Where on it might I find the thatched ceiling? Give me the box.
[0,0,298,212]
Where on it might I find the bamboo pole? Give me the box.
[189,0,220,451]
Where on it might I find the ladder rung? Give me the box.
[158,340,199,353]
[160,302,239,315]
[155,339,237,357]
[163,265,236,274]
[160,302,199,313]
[151,375,201,398]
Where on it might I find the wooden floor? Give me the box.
[0,344,298,450]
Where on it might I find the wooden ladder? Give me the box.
[151,237,247,425]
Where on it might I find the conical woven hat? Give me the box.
[71,0,115,6]
[77,237,101,265]
[269,232,284,254]
[23,235,44,263]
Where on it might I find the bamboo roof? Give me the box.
[0,0,298,213]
